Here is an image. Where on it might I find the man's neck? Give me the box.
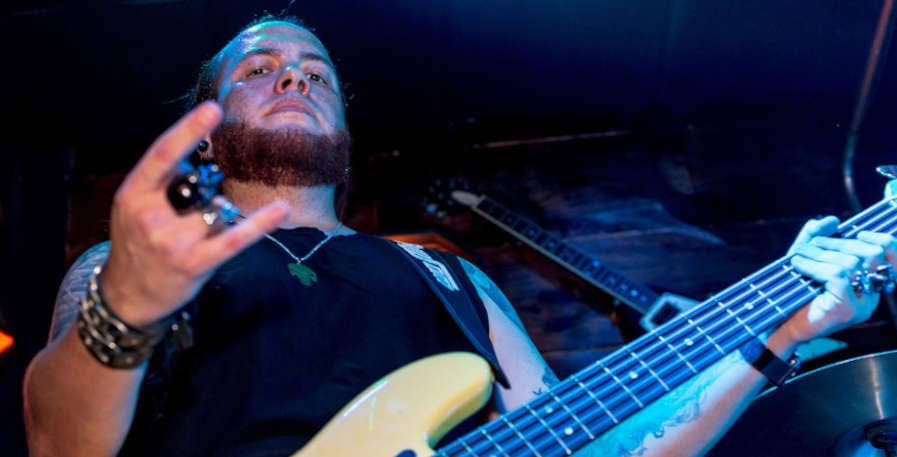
[223,180,342,231]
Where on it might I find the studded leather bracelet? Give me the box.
[76,264,186,369]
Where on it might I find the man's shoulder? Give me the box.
[48,241,111,341]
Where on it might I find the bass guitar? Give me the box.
[293,195,897,457]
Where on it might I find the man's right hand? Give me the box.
[100,102,288,326]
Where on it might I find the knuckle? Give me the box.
[181,257,206,277]
[136,209,160,232]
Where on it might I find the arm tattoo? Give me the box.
[458,258,529,333]
[603,355,731,457]
[49,242,110,342]
[534,367,561,395]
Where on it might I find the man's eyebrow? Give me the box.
[234,48,334,67]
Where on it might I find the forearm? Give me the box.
[24,323,146,457]
[581,331,797,457]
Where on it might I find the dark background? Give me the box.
[3,0,897,454]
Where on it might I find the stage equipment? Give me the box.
[710,350,897,456]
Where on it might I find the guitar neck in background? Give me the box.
[454,191,658,314]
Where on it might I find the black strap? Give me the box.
[739,337,801,387]
[391,241,510,388]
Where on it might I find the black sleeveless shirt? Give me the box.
[120,228,482,456]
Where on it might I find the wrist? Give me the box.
[100,263,164,328]
[77,265,176,369]
[764,328,800,359]
[739,333,801,387]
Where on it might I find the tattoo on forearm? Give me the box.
[534,367,561,395]
[49,242,110,341]
[607,364,715,457]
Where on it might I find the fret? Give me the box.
[596,360,644,408]
[782,264,823,295]
[685,318,726,355]
[572,255,590,271]
[478,198,496,214]
[547,390,596,440]
[484,202,504,219]
[629,351,670,391]
[716,300,758,338]
[499,415,544,457]
[569,372,620,424]
[457,435,477,456]
[747,283,788,318]
[558,247,576,263]
[522,224,541,241]
[582,260,600,275]
[524,404,573,455]
[480,429,511,457]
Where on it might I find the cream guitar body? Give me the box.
[292,352,493,457]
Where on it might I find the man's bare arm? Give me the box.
[23,242,148,457]
[459,215,886,457]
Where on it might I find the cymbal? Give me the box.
[709,350,897,457]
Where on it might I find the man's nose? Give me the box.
[275,66,309,95]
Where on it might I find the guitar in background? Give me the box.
[442,189,697,331]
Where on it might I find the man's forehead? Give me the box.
[231,23,331,60]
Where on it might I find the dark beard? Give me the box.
[209,121,351,187]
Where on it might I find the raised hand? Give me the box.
[783,216,893,344]
[101,102,288,326]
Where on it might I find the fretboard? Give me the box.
[466,194,658,314]
[436,197,897,457]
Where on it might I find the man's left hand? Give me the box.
[783,215,894,345]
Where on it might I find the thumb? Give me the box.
[884,179,897,199]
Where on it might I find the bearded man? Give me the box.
[22,15,895,457]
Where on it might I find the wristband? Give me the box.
[739,337,801,387]
[76,265,176,369]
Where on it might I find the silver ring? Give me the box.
[850,264,897,296]
[200,197,240,232]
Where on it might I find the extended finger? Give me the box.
[787,216,839,255]
[191,202,290,272]
[791,244,862,270]
[809,237,886,266]
[790,255,850,285]
[856,231,897,264]
[121,102,222,194]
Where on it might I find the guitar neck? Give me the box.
[437,197,897,457]
[467,194,658,314]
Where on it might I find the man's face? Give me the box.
[215,23,346,136]
[207,22,351,187]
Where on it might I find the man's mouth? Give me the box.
[268,99,314,117]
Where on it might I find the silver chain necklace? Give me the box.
[262,221,344,287]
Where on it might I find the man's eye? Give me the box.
[307,72,327,84]
[246,67,268,77]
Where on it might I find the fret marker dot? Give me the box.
[685,338,694,346]
[545,406,554,414]
[745,304,754,310]
[564,427,574,436]
[629,371,638,380]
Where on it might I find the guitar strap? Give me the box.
[391,241,510,388]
